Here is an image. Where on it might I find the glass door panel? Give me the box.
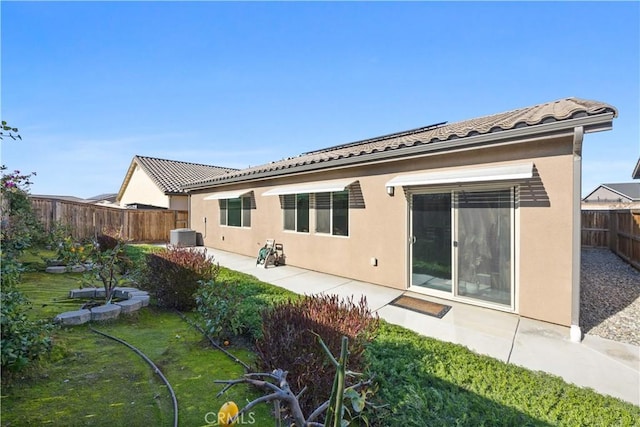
[411,193,452,292]
[456,189,512,306]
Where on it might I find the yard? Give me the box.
[1,246,638,426]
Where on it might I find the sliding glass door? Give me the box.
[411,193,452,293]
[411,188,514,308]
[456,189,512,306]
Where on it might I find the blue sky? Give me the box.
[1,1,638,198]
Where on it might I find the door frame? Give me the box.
[407,185,518,312]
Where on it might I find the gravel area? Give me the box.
[580,248,640,346]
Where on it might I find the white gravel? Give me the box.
[580,248,640,346]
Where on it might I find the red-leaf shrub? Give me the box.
[255,294,379,415]
[140,246,219,311]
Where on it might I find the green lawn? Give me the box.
[1,250,273,427]
[3,246,639,426]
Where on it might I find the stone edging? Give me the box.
[54,287,150,326]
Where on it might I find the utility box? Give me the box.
[170,228,196,247]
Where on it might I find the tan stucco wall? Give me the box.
[169,195,188,211]
[119,165,169,208]
[189,135,577,326]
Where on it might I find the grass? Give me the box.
[4,245,639,426]
[1,247,273,427]
[365,322,640,426]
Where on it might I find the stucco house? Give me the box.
[117,155,235,210]
[184,97,617,340]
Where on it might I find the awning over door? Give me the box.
[203,190,252,200]
[385,162,533,187]
[262,179,357,196]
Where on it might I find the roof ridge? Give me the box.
[134,154,238,171]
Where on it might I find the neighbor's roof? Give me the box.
[184,97,617,190]
[117,155,237,200]
[30,194,89,203]
[633,158,640,180]
[87,193,118,202]
[585,183,640,201]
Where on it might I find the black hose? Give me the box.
[90,327,179,427]
[174,310,252,372]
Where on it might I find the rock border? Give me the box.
[54,287,150,326]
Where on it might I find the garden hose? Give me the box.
[174,310,252,372]
[89,327,179,427]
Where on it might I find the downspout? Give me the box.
[187,193,191,230]
[570,126,584,342]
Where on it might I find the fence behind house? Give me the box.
[581,209,640,270]
[30,197,188,243]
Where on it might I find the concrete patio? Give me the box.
[205,247,639,406]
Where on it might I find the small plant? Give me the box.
[56,236,92,267]
[140,246,219,311]
[255,294,379,415]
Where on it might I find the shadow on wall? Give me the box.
[519,165,550,208]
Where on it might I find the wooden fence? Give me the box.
[30,197,188,243]
[581,209,640,270]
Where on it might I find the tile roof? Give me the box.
[185,97,617,189]
[133,155,237,194]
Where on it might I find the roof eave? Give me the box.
[184,112,615,191]
[116,157,140,202]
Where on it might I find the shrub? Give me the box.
[140,246,219,311]
[255,294,379,415]
[0,168,44,256]
[193,267,298,343]
[1,287,54,372]
[1,165,53,373]
[195,279,256,342]
[55,236,93,266]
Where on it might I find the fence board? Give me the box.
[30,197,188,243]
[582,209,640,270]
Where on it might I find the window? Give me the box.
[219,196,251,227]
[283,193,309,232]
[315,190,349,236]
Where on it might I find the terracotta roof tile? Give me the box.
[186,97,616,188]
